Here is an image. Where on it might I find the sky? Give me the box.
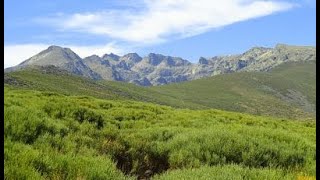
[4,0,316,68]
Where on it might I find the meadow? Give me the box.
[4,87,315,179]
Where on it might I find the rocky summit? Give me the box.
[5,44,316,86]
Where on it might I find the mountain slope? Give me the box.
[82,55,115,80]
[4,60,315,119]
[198,44,316,76]
[4,66,203,109]
[5,44,316,86]
[5,45,101,79]
[151,60,316,119]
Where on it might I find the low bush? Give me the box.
[4,87,315,179]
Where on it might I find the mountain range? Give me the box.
[5,44,316,86]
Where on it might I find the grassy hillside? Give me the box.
[4,66,206,108]
[4,87,316,179]
[151,61,316,119]
[4,61,315,119]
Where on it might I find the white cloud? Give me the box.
[37,0,295,44]
[69,43,126,57]
[4,43,126,68]
[4,44,48,68]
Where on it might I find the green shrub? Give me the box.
[4,88,315,179]
[153,165,296,180]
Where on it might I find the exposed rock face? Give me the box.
[82,55,114,80]
[198,57,209,65]
[6,44,316,86]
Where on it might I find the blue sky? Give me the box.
[4,0,316,68]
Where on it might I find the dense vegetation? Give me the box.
[5,61,315,120]
[4,87,315,179]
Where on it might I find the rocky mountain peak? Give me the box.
[243,46,271,56]
[198,57,209,65]
[121,53,142,63]
[18,45,82,67]
[147,53,165,66]
[275,43,289,49]
[9,45,101,80]
[102,53,120,61]
[45,45,78,57]
[47,45,64,51]
[84,55,101,61]
[145,53,190,67]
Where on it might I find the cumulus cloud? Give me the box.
[4,43,126,68]
[69,43,126,57]
[36,0,294,44]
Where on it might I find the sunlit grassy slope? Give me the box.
[151,61,316,119]
[4,87,315,179]
[5,61,316,119]
[4,66,206,109]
